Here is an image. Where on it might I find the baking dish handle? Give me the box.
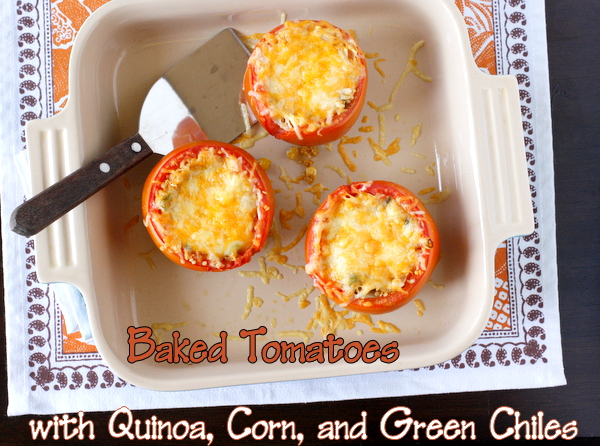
[23,107,94,290]
[471,71,535,245]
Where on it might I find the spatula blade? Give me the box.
[139,28,252,155]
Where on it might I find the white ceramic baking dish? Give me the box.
[25,0,534,391]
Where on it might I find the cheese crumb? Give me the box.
[325,165,353,185]
[258,158,271,170]
[280,224,308,253]
[422,187,451,205]
[231,125,269,149]
[409,123,423,146]
[307,295,377,338]
[414,299,426,317]
[279,192,305,230]
[277,330,313,344]
[337,136,362,172]
[428,280,445,290]
[370,320,401,334]
[277,285,315,308]
[124,215,140,234]
[238,256,283,284]
[138,248,158,270]
[241,286,264,320]
[374,58,387,78]
[279,166,298,190]
[305,183,330,205]
[418,187,436,196]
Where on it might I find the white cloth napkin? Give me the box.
[2,0,565,416]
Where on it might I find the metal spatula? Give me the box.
[11,28,252,237]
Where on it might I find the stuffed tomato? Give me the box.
[243,20,368,146]
[305,181,440,314]
[142,141,274,272]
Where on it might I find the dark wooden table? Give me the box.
[2,1,599,443]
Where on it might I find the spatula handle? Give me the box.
[11,133,153,237]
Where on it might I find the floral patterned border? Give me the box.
[429,0,548,370]
[16,0,46,148]
[16,0,548,391]
[480,238,520,339]
[17,0,123,391]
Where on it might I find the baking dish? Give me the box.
[25,0,534,391]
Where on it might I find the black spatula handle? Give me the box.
[11,133,153,237]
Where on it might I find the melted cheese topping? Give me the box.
[309,190,429,302]
[151,148,258,268]
[248,20,365,139]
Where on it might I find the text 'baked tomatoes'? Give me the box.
[142,141,274,272]
[243,20,368,146]
[305,181,440,314]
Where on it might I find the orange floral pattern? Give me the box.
[491,242,513,330]
[62,320,97,353]
[51,0,109,112]
[455,0,498,75]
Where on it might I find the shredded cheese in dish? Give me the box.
[247,20,366,139]
[149,147,258,269]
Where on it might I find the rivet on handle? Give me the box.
[131,142,142,152]
[99,163,110,173]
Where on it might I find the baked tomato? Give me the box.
[305,181,440,314]
[142,141,274,272]
[243,20,368,146]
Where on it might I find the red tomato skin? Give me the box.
[305,181,440,315]
[142,141,274,272]
[243,21,368,146]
